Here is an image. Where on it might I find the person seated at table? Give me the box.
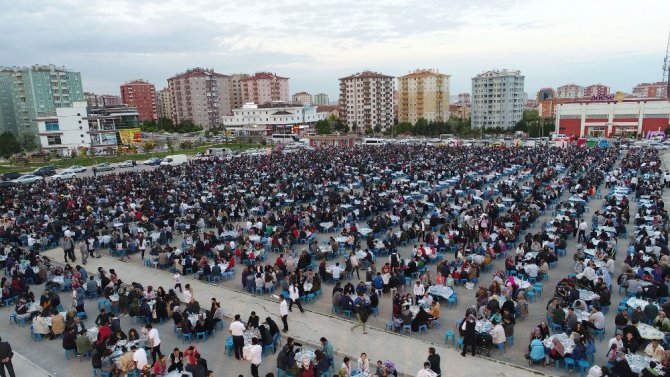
[33,311,50,337]
[411,306,430,332]
[85,276,98,296]
[127,328,141,342]
[109,329,127,345]
[623,332,639,354]
[551,303,566,331]
[653,311,670,332]
[259,324,273,348]
[50,309,65,337]
[631,306,648,324]
[75,329,92,356]
[340,293,354,314]
[186,298,200,314]
[645,339,665,362]
[168,347,184,372]
[62,327,77,354]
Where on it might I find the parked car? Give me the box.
[65,165,87,173]
[32,165,56,177]
[92,163,115,172]
[143,157,162,166]
[2,172,22,181]
[118,160,136,168]
[52,171,77,181]
[0,181,15,188]
[12,175,44,184]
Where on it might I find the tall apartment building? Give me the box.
[584,84,610,98]
[313,93,329,106]
[167,68,230,129]
[632,82,668,98]
[240,72,289,104]
[156,88,171,119]
[397,69,450,124]
[0,64,84,134]
[471,69,524,129]
[227,73,249,111]
[291,91,313,105]
[536,88,554,102]
[120,79,157,122]
[339,71,394,131]
[556,84,584,99]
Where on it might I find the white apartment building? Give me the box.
[338,71,394,131]
[221,102,327,135]
[471,69,524,129]
[556,84,584,99]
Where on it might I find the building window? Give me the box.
[45,122,59,131]
[47,136,62,145]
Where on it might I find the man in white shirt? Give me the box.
[416,361,437,377]
[144,324,162,362]
[131,344,148,371]
[587,307,605,330]
[229,314,246,360]
[272,294,289,333]
[578,219,588,242]
[331,263,344,281]
[413,281,425,305]
[246,337,262,377]
[524,263,539,278]
[608,334,624,351]
[288,284,304,313]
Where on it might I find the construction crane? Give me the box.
[664,30,670,98]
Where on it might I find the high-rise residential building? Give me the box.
[583,84,610,98]
[98,95,122,107]
[471,69,524,129]
[313,93,330,106]
[120,79,157,122]
[84,92,100,107]
[536,88,554,102]
[156,88,171,119]
[240,72,289,104]
[291,91,313,105]
[167,67,231,129]
[0,64,84,135]
[339,71,394,131]
[457,93,471,105]
[397,69,450,124]
[632,82,669,98]
[227,73,249,111]
[556,84,584,99]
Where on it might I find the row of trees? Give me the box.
[0,131,39,159]
[139,118,203,133]
[513,110,555,138]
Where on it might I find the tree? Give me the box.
[314,119,332,135]
[352,122,358,133]
[341,123,350,133]
[0,131,21,159]
[142,141,157,152]
[373,125,382,134]
[394,122,413,135]
[364,127,373,135]
[19,132,38,152]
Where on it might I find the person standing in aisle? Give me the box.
[273,294,289,333]
[229,314,246,360]
[288,283,304,313]
[246,337,262,377]
[0,337,15,377]
[427,347,441,377]
[461,315,477,357]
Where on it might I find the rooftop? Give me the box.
[168,67,228,80]
[339,70,394,81]
[240,72,289,81]
[398,69,450,79]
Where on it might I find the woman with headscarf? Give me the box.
[547,337,565,364]
[460,314,477,357]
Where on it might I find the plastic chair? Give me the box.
[418,324,428,334]
[402,324,412,334]
[526,291,535,303]
[444,330,455,345]
[342,310,353,318]
[263,343,275,355]
[506,335,514,345]
[563,357,576,372]
[225,336,234,357]
[593,328,605,341]
[9,312,17,324]
[578,360,591,377]
[65,349,76,360]
[385,320,394,331]
[182,332,193,344]
[196,331,207,342]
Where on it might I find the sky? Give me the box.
[2,0,669,101]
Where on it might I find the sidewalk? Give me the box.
[10,351,53,377]
[42,248,546,377]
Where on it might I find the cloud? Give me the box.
[1,0,668,99]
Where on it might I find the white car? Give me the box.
[118,160,135,168]
[52,171,77,181]
[12,175,44,184]
[66,165,87,173]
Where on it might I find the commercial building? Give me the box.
[167,67,230,129]
[397,69,450,124]
[555,99,670,138]
[556,84,584,99]
[471,69,524,129]
[307,134,357,148]
[633,82,669,99]
[0,64,84,135]
[584,84,610,98]
[35,101,140,156]
[339,71,394,131]
[221,102,327,135]
[240,72,289,104]
[291,91,313,105]
[313,93,329,106]
[120,80,157,122]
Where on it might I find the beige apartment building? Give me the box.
[339,71,394,131]
[156,88,171,119]
[240,72,289,104]
[397,69,450,124]
[227,73,249,110]
[167,68,230,128]
[291,91,313,105]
